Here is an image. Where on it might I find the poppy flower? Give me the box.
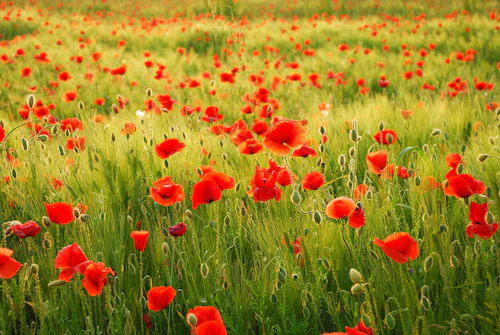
[150,176,184,206]
[191,179,223,209]
[443,173,485,198]
[11,220,41,238]
[445,153,462,169]
[366,150,387,175]
[239,138,263,155]
[250,168,282,202]
[201,106,223,123]
[155,138,185,159]
[263,118,306,156]
[466,202,498,239]
[60,118,84,132]
[292,144,317,158]
[63,90,77,102]
[0,125,5,143]
[373,129,397,145]
[199,170,235,191]
[45,202,74,224]
[345,321,374,335]
[374,232,419,264]
[66,137,86,151]
[187,306,227,335]
[54,243,93,282]
[147,286,176,311]
[325,197,356,219]
[0,248,22,279]
[81,262,115,296]
[121,122,137,136]
[348,207,365,228]
[167,222,187,237]
[130,231,149,252]
[400,110,413,119]
[302,172,324,190]
[354,184,368,200]
[157,94,177,111]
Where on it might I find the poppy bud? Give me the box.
[30,264,39,274]
[319,125,325,135]
[386,133,394,144]
[415,176,421,186]
[424,256,433,272]
[164,160,169,169]
[378,120,385,131]
[488,137,495,145]
[352,120,357,130]
[185,210,192,219]
[78,101,85,111]
[291,191,302,205]
[42,216,51,227]
[430,128,441,136]
[48,279,67,288]
[20,138,28,151]
[322,257,330,270]
[100,212,106,222]
[111,104,119,114]
[317,258,323,266]
[338,154,346,167]
[313,211,321,224]
[222,280,230,290]
[292,273,299,281]
[316,157,324,166]
[162,242,169,254]
[351,283,364,295]
[477,154,488,163]
[219,139,224,147]
[200,263,210,279]
[222,153,228,161]
[349,147,356,157]
[362,314,371,328]
[349,268,362,283]
[27,94,36,109]
[349,129,357,143]
[111,133,116,142]
[486,187,492,198]
[385,313,396,329]
[187,313,198,328]
[73,207,81,219]
[39,134,49,142]
[485,211,495,225]
[450,255,459,268]
[439,224,447,233]
[369,249,379,259]
[146,88,153,97]
[79,214,89,223]
[319,143,325,153]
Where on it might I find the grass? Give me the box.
[0,0,499,334]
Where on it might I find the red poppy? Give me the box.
[157,94,177,111]
[150,176,184,206]
[11,220,41,238]
[326,197,356,219]
[292,144,317,158]
[201,106,223,123]
[167,222,187,237]
[66,137,86,151]
[466,202,498,239]
[239,138,263,155]
[94,98,105,105]
[445,153,462,169]
[58,71,71,81]
[187,306,227,335]
[21,67,32,78]
[155,138,185,159]
[60,118,84,132]
[82,262,115,296]
[302,172,324,190]
[54,243,93,282]
[373,129,397,145]
[45,202,74,224]
[130,231,149,252]
[192,179,223,209]
[0,248,22,279]
[374,232,419,264]
[249,168,282,202]
[354,184,368,200]
[0,125,5,143]
[63,90,77,102]
[345,320,374,335]
[263,119,306,156]
[400,110,413,119]
[366,150,387,175]
[147,286,176,311]
[443,173,485,198]
[199,170,235,191]
[121,122,137,136]
[348,207,365,228]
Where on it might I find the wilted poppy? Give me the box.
[466,202,498,239]
[443,173,485,198]
[374,232,419,264]
[263,119,306,156]
[167,222,187,237]
[54,243,93,282]
[326,197,356,219]
[187,306,227,335]
[150,176,184,206]
[373,129,397,145]
[0,248,22,279]
[81,262,115,296]
[11,220,41,238]
[45,202,74,224]
[147,286,176,311]
[130,231,149,252]
[366,150,388,175]
[302,172,324,190]
[155,138,185,159]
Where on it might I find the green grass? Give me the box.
[0,0,499,334]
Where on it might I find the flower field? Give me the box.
[0,0,499,334]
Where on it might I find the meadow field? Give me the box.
[0,0,499,334]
